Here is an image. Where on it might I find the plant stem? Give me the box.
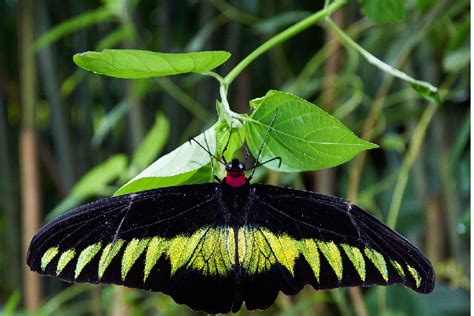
[156,78,212,122]
[326,18,438,94]
[223,0,347,87]
[210,0,259,25]
[386,74,456,229]
[386,101,439,228]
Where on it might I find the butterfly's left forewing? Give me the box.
[27,183,243,313]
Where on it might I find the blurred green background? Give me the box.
[0,0,470,315]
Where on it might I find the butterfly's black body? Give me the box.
[27,159,435,313]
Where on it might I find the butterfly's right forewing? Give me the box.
[247,184,435,294]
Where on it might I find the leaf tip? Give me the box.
[72,52,89,68]
[219,50,232,60]
[365,140,379,150]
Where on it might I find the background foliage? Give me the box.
[0,0,470,315]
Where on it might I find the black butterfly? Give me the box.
[27,154,435,313]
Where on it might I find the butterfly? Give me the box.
[27,152,435,313]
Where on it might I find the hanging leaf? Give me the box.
[73,49,231,79]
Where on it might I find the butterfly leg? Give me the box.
[211,159,222,183]
[243,145,251,165]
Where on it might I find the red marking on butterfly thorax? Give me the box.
[224,171,247,187]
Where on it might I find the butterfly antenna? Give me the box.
[248,110,279,180]
[245,156,281,171]
[202,134,223,183]
[220,122,233,164]
[190,137,224,183]
[190,137,225,166]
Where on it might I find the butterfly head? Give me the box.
[224,159,247,187]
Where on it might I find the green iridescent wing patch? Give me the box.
[27,182,435,313]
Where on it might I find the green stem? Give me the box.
[386,74,456,229]
[386,101,438,228]
[203,71,225,84]
[326,18,438,94]
[223,0,346,87]
[156,78,212,122]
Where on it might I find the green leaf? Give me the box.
[46,195,84,222]
[92,98,132,147]
[60,70,87,97]
[97,26,135,50]
[253,11,311,34]
[381,133,405,153]
[443,16,470,73]
[186,15,227,52]
[73,49,231,79]
[410,83,441,103]
[114,128,215,196]
[129,112,170,173]
[416,0,436,12]
[72,154,127,197]
[361,0,406,23]
[215,120,245,162]
[114,166,213,196]
[33,6,114,51]
[4,290,21,316]
[47,154,127,220]
[245,90,378,172]
[444,44,470,72]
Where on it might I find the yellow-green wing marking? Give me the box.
[258,228,300,275]
[75,242,102,278]
[122,238,149,280]
[342,244,366,282]
[299,239,320,282]
[56,249,76,276]
[41,247,59,271]
[99,239,125,279]
[364,248,388,282]
[144,237,167,282]
[219,227,236,271]
[318,241,343,281]
[36,226,425,291]
[188,227,235,276]
[390,259,405,278]
[407,264,422,288]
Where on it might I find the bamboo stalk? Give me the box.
[72,1,94,178]
[37,3,75,191]
[0,96,22,292]
[19,0,42,310]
